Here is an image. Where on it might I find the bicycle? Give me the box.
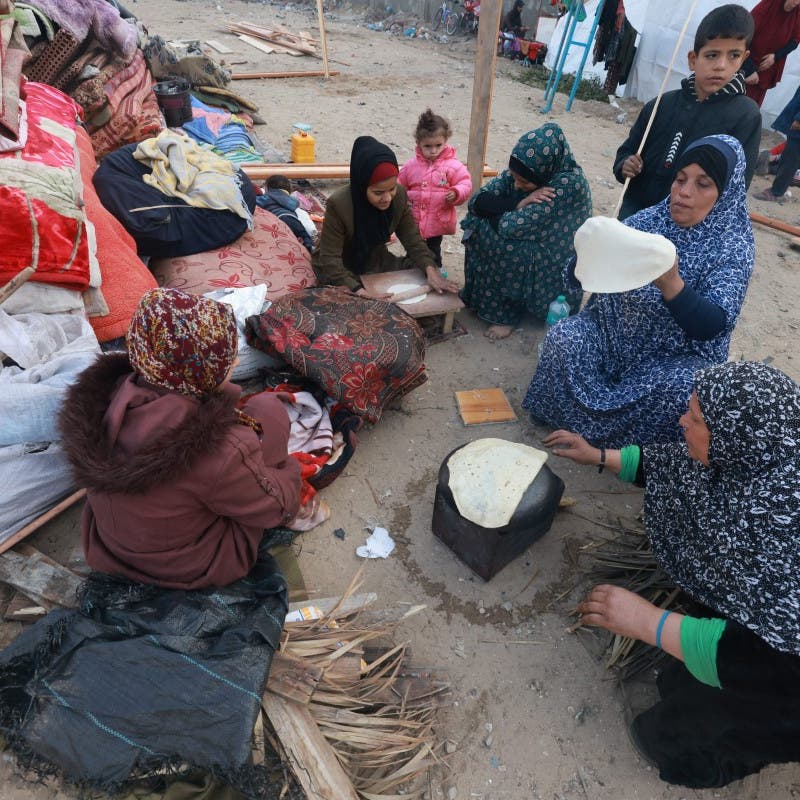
[432,0,460,36]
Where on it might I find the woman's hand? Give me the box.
[425,265,459,294]
[758,52,776,71]
[652,257,684,301]
[516,186,556,209]
[620,154,643,179]
[355,287,391,300]
[744,71,760,85]
[543,430,600,465]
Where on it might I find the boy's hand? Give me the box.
[445,190,457,203]
[620,154,643,179]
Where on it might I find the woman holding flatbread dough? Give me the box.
[459,123,592,340]
[312,136,458,298]
[544,361,800,789]
[523,135,754,446]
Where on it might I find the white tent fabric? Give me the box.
[545,0,799,127]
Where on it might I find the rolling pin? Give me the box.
[388,284,432,304]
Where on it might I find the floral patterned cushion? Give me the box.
[149,207,315,299]
[245,287,427,424]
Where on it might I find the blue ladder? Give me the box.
[541,0,607,113]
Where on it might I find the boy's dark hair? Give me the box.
[414,108,452,143]
[266,174,292,192]
[693,4,754,52]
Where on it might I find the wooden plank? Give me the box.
[205,39,234,54]
[231,70,339,80]
[287,591,377,616]
[237,34,275,55]
[4,592,50,622]
[241,162,497,181]
[466,0,502,191]
[265,651,323,704]
[0,488,86,556]
[749,211,800,238]
[261,692,360,800]
[455,388,517,425]
[0,548,83,607]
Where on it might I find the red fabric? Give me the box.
[75,126,158,342]
[747,0,800,101]
[0,82,92,290]
[150,206,316,298]
[368,161,399,184]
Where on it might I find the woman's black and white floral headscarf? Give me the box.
[643,361,800,655]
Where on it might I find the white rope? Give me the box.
[612,0,702,218]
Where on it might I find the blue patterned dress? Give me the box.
[460,124,592,324]
[522,135,754,447]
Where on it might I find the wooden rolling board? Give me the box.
[360,269,464,325]
[454,388,517,425]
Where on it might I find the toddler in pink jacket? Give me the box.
[398,109,473,269]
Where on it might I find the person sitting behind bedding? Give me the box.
[613,4,761,219]
[256,174,315,253]
[59,288,319,591]
[312,135,459,299]
[523,135,754,447]
[544,360,800,790]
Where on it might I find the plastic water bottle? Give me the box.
[538,295,570,357]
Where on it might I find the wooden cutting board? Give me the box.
[455,388,517,425]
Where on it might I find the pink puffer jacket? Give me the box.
[398,145,473,239]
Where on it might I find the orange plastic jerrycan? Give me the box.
[291,123,316,163]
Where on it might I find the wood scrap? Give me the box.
[237,34,276,55]
[204,39,234,54]
[749,210,800,239]
[0,488,86,556]
[261,692,360,800]
[231,70,339,80]
[227,21,319,57]
[0,547,83,608]
[266,651,323,704]
[3,592,50,622]
[241,163,498,181]
[287,591,377,616]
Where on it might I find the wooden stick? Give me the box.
[0,489,87,556]
[0,266,36,306]
[231,70,339,80]
[241,163,498,181]
[388,285,432,303]
[315,0,331,79]
[612,0,701,218]
[749,211,800,238]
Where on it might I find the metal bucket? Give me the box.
[153,78,192,128]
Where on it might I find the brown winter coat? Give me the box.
[59,354,301,589]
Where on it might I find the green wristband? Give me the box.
[618,445,640,483]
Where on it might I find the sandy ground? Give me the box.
[3,1,800,797]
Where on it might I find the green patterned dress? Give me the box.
[460,123,592,324]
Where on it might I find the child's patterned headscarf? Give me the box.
[127,288,238,397]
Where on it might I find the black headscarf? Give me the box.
[349,136,399,274]
[674,136,737,198]
[643,361,800,655]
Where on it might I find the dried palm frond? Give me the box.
[262,569,450,799]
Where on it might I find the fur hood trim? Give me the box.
[59,353,241,494]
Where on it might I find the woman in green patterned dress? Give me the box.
[460,123,592,339]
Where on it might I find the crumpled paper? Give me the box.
[356,526,395,559]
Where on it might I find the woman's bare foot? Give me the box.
[485,324,514,340]
[577,584,662,643]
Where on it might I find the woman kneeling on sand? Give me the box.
[545,360,800,788]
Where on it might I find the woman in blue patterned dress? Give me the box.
[522,135,754,446]
[460,123,592,340]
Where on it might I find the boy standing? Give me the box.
[614,4,762,219]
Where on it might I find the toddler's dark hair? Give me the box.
[414,108,452,143]
[266,174,292,192]
[693,4,754,52]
